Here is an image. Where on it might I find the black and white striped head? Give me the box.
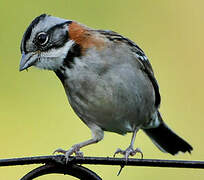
[19,14,75,71]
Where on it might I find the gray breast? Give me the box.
[63,47,156,135]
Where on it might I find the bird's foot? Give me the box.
[113,146,143,161]
[53,144,83,163]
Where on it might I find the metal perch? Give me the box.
[0,155,203,179]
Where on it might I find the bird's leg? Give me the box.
[53,124,104,162]
[114,128,143,160]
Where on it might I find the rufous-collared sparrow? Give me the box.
[19,14,193,161]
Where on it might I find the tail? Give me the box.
[143,112,193,155]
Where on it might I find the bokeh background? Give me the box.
[0,0,203,179]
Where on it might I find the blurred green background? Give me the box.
[0,0,203,179]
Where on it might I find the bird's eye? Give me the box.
[36,32,49,46]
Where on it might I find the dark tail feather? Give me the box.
[143,113,193,155]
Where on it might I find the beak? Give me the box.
[19,52,38,71]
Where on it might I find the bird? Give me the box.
[19,14,193,161]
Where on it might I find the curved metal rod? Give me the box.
[20,163,102,180]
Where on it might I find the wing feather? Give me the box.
[98,30,161,107]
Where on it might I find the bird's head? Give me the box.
[19,14,80,71]
[20,14,108,72]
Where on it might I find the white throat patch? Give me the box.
[35,40,74,70]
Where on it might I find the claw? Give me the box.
[113,146,143,161]
[53,148,67,155]
[113,146,143,176]
[135,147,143,159]
[53,144,83,163]
[113,148,124,157]
[75,150,84,157]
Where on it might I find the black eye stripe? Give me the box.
[21,14,47,53]
[40,21,72,51]
[21,17,72,53]
[46,21,72,35]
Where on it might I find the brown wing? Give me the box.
[98,30,161,108]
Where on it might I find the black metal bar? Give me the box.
[0,155,204,169]
[20,163,102,180]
